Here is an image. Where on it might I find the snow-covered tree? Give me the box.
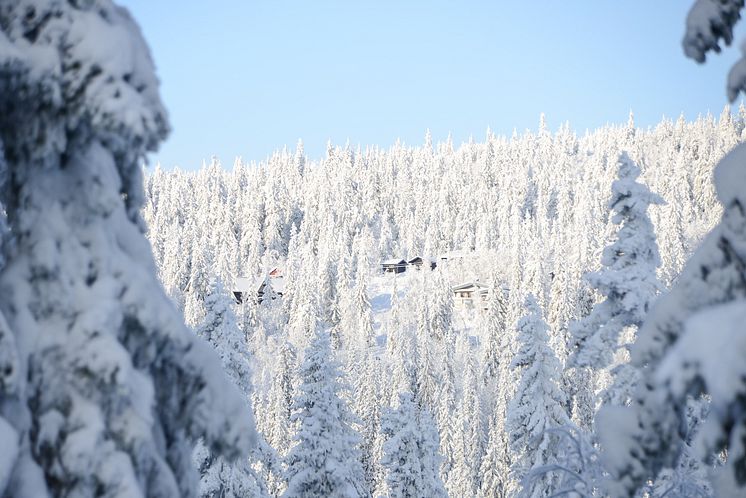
[446,350,485,498]
[567,152,664,431]
[283,325,368,498]
[683,0,746,101]
[0,2,254,496]
[192,279,267,497]
[506,295,570,498]
[599,142,746,497]
[380,391,447,498]
[130,59,746,498]
[479,410,516,498]
[570,152,664,372]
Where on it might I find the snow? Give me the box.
[234,276,256,293]
[0,417,18,494]
[595,405,644,495]
[0,2,254,495]
[683,0,743,63]
[727,43,746,101]
[684,0,746,101]
[713,141,746,205]
[657,300,746,402]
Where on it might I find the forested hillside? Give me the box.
[143,111,742,496]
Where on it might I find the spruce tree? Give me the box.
[193,279,267,497]
[380,392,447,498]
[570,152,664,372]
[506,296,570,498]
[0,2,255,496]
[599,142,746,496]
[283,326,368,498]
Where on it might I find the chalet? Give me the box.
[257,277,285,303]
[232,276,256,304]
[407,256,436,270]
[268,266,283,278]
[232,274,285,304]
[452,281,490,310]
[381,258,407,274]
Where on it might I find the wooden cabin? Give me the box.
[256,277,285,303]
[233,275,285,304]
[381,258,407,274]
[452,281,490,310]
[232,276,256,304]
[408,256,436,270]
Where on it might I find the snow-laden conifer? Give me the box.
[283,325,368,498]
[599,143,746,496]
[192,279,267,497]
[507,295,570,498]
[570,152,664,372]
[0,2,255,496]
[380,392,447,498]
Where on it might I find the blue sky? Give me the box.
[120,1,746,170]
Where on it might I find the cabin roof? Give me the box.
[452,281,490,293]
[234,276,256,293]
[408,256,435,264]
[382,258,407,265]
[270,277,286,294]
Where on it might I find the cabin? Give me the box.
[268,266,283,278]
[452,281,490,310]
[381,258,407,274]
[232,276,256,304]
[257,277,285,303]
[408,256,436,270]
[233,274,285,304]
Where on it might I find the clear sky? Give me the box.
[120,1,746,170]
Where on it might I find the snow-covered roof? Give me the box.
[408,256,435,264]
[233,277,256,293]
[382,258,407,265]
[270,277,286,294]
[452,281,490,293]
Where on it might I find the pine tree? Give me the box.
[380,392,448,498]
[283,326,368,498]
[599,142,746,496]
[353,351,385,497]
[447,351,484,498]
[570,152,664,372]
[192,279,267,497]
[478,410,517,498]
[506,295,570,498]
[567,152,664,433]
[0,3,255,496]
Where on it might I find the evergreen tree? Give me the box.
[599,142,746,497]
[447,351,484,498]
[380,392,447,498]
[570,152,664,372]
[192,279,267,497]
[479,410,517,498]
[283,326,368,498]
[0,3,254,496]
[506,296,570,498]
[567,152,664,432]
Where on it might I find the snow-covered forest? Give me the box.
[142,109,741,497]
[4,0,746,497]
